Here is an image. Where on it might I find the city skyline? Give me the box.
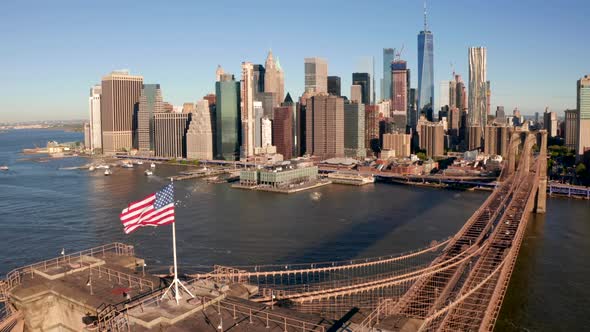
[0,0,589,122]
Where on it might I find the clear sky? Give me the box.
[0,0,588,122]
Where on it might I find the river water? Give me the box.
[0,129,588,331]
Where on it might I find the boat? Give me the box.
[88,166,95,171]
[150,163,156,169]
[144,170,153,176]
[121,163,134,168]
[136,161,144,165]
[104,169,112,176]
[0,166,8,171]
[96,164,110,169]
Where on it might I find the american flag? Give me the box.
[120,184,175,234]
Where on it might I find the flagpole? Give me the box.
[160,177,195,305]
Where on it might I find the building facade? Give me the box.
[365,105,379,154]
[418,119,444,157]
[304,57,328,94]
[154,112,191,158]
[577,75,590,158]
[186,99,214,160]
[264,50,284,107]
[216,74,241,160]
[417,19,434,115]
[543,108,558,137]
[273,106,294,160]
[304,94,344,159]
[344,102,366,158]
[100,71,143,154]
[391,60,409,115]
[328,76,341,96]
[88,85,102,151]
[382,48,395,100]
[468,47,488,131]
[382,132,411,158]
[565,109,579,151]
[350,85,362,104]
[241,62,255,158]
[136,84,163,153]
[261,117,272,147]
[352,72,371,104]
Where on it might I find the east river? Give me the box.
[0,129,588,331]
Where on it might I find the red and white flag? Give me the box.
[120,184,175,234]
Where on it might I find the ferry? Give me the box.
[144,170,153,176]
[327,172,375,186]
[104,169,112,176]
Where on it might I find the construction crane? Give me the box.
[394,44,405,61]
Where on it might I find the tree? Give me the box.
[575,163,587,176]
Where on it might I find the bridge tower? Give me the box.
[535,130,548,213]
[507,132,521,175]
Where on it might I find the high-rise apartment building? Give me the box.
[417,5,434,115]
[216,73,241,160]
[304,57,328,94]
[577,75,590,158]
[417,118,444,157]
[304,94,344,159]
[468,47,488,131]
[88,85,102,151]
[352,72,371,104]
[564,109,579,151]
[328,76,341,96]
[241,62,255,159]
[154,112,191,158]
[344,102,366,158]
[382,48,395,100]
[382,132,411,158]
[186,99,214,160]
[136,84,163,153]
[100,70,143,154]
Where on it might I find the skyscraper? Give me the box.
[154,112,191,158]
[304,94,344,159]
[391,60,409,114]
[382,48,395,100]
[273,105,294,160]
[352,72,371,104]
[344,102,366,158]
[417,3,434,115]
[241,62,255,158]
[468,47,488,132]
[439,81,450,109]
[455,75,467,111]
[186,99,214,160]
[328,76,341,96]
[252,64,265,99]
[577,75,590,158]
[100,70,143,154]
[216,73,241,160]
[261,117,272,147]
[304,57,328,94]
[264,50,284,106]
[137,84,163,153]
[365,105,379,154]
[565,109,579,151]
[543,107,558,138]
[88,85,102,151]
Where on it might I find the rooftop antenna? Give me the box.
[424,0,428,32]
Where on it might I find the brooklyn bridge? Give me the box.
[0,130,548,331]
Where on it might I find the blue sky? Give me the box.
[0,0,588,122]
